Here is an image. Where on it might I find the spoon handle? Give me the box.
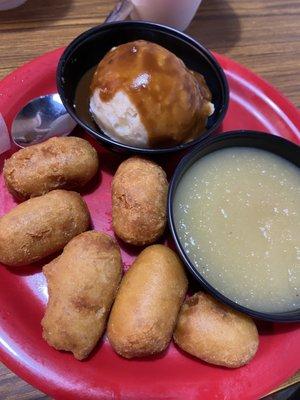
[105,0,134,23]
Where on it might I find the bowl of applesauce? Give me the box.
[168,131,300,322]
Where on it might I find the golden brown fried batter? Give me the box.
[4,136,99,200]
[107,245,188,358]
[173,292,259,368]
[112,157,168,245]
[42,231,122,360]
[0,190,90,267]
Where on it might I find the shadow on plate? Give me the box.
[116,236,146,264]
[257,320,299,337]
[4,252,60,276]
[188,0,241,53]
[80,168,102,197]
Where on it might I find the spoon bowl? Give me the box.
[11,94,76,147]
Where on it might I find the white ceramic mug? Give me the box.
[130,0,203,31]
[0,0,27,11]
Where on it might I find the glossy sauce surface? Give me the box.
[90,40,212,146]
[74,66,97,129]
[174,148,300,312]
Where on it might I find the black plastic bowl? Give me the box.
[168,131,300,322]
[57,21,229,154]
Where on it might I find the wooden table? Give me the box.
[0,0,299,398]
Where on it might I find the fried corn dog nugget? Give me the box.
[42,231,122,360]
[4,136,99,200]
[112,157,168,245]
[108,245,187,358]
[0,190,90,267]
[174,292,259,368]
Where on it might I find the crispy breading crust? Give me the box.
[112,157,168,246]
[174,292,259,368]
[4,137,99,200]
[42,231,122,360]
[0,190,90,266]
[107,245,188,358]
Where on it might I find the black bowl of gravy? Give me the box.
[57,21,229,154]
[168,131,300,322]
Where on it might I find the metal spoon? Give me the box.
[12,0,134,147]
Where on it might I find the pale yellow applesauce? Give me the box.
[174,147,300,312]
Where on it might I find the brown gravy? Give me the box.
[74,66,97,129]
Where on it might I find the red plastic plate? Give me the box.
[0,48,299,400]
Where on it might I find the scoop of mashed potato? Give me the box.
[90,89,149,147]
[90,40,214,148]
